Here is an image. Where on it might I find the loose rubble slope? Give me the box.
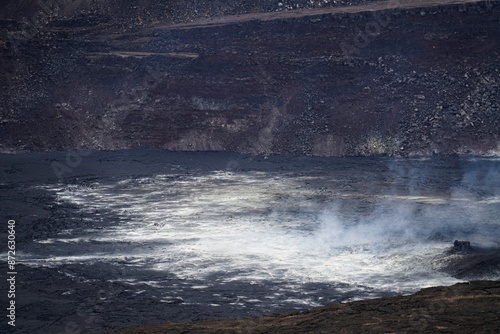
[1,0,499,155]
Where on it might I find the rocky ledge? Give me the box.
[109,280,500,334]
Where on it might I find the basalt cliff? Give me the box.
[1,0,499,155]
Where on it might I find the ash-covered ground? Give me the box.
[1,150,499,333]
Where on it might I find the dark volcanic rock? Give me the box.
[452,240,472,253]
[1,150,499,333]
[434,242,500,280]
[1,0,499,155]
[108,280,500,334]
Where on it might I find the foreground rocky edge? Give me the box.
[108,280,500,334]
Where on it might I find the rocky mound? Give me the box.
[433,241,500,280]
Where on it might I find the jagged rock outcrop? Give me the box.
[452,240,472,253]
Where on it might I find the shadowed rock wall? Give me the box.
[1,0,499,155]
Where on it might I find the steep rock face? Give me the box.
[1,0,499,155]
[0,0,382,24]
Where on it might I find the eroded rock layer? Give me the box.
[1,1,499,155]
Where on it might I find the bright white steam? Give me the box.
[24,158,500,302]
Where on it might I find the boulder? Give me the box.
[452,240,472,253]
